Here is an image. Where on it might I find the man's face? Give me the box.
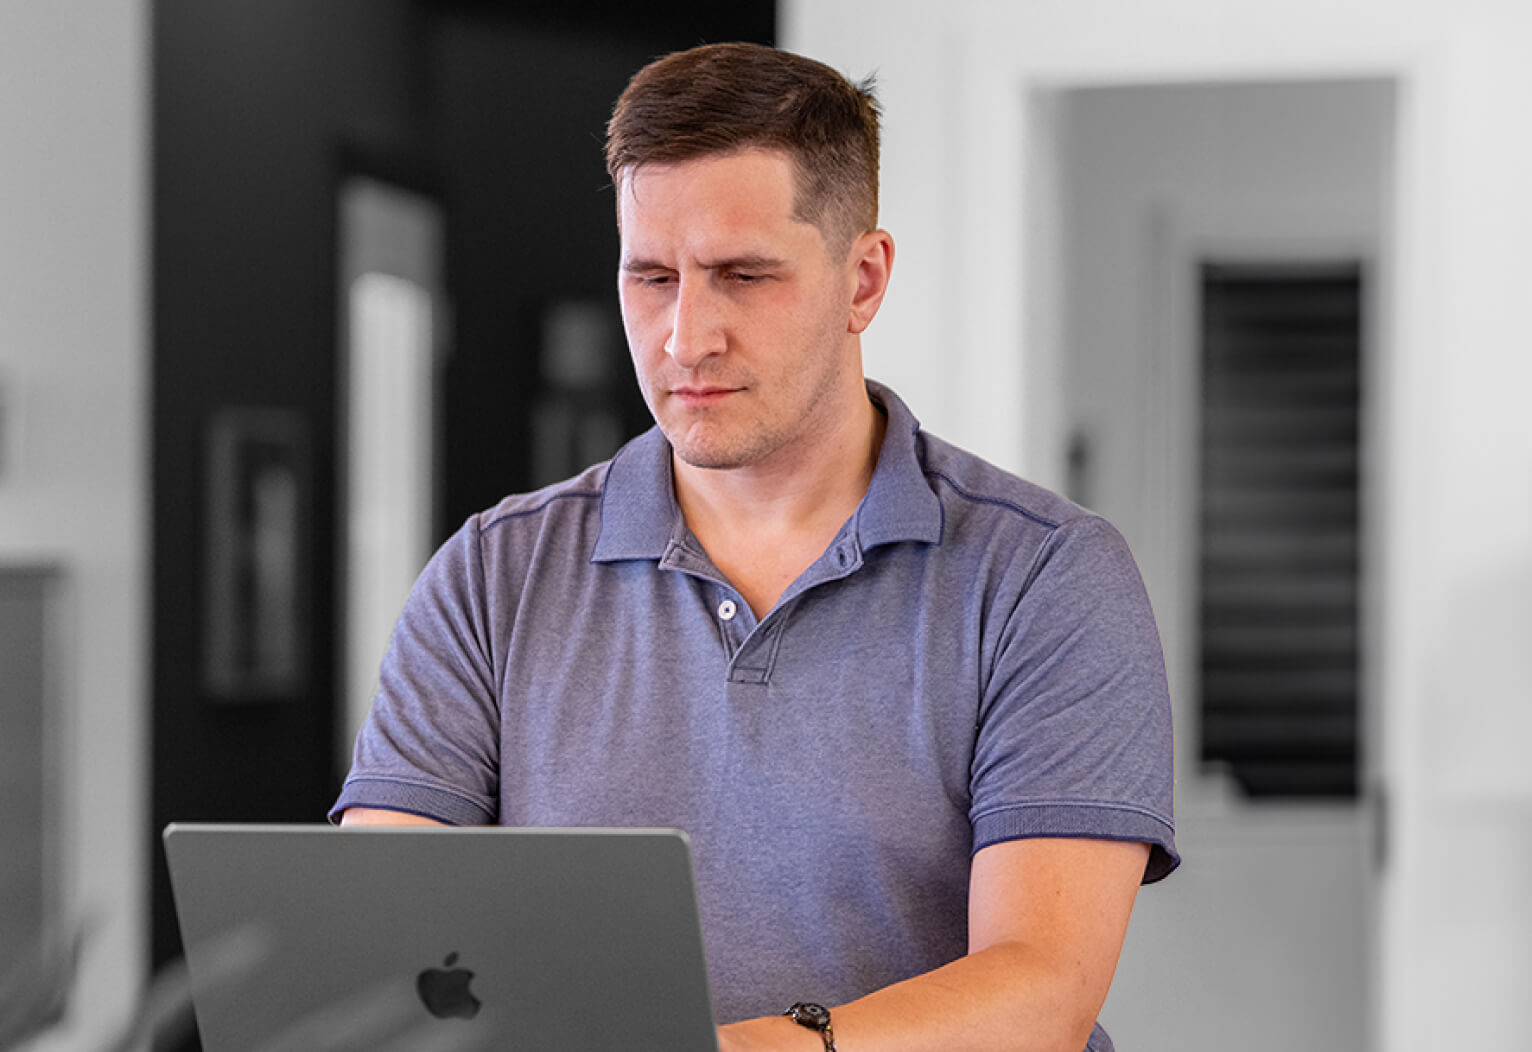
[616,148,862,473]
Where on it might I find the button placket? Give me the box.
[713,589,751,660]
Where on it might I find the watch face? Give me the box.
[787,1002,832,1030]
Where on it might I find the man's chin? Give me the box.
[664,426,768,472]
[670,443,752,472]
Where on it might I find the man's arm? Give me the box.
[718,836,1149,1052]
[337,808,446,827]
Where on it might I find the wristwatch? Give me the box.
[783,1002,838,1051]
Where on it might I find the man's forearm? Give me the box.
[718,837,1150,1052]
[717,939,1105,1052]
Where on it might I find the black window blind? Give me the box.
[1198,262,1363,798]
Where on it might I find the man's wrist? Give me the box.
[716,1013,827,1052]
[783,1002,838,1051]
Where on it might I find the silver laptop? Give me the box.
[162,824,720,1052]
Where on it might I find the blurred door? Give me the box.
[336,174,445,773]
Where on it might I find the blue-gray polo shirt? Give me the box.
[334,381,1178,1032]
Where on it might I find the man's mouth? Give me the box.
[670,384,741,407]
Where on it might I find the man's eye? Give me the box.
[727,271,763,285]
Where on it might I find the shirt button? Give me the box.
[718,599,737,621]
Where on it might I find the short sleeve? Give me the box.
[329,517,502,825]
[969,515,1179,882]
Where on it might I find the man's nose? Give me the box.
[663,279,723,367]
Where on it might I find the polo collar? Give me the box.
[591,379,943,564]
[591,426,677,562]
[857,380,945,548]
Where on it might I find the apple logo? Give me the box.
[416,952,482,1020]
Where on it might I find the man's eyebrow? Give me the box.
[620,253,788,272]
[702,254,788,272]
[619,255,666,273]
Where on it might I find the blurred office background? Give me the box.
[2,1,1529,1050]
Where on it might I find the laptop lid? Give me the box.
[162,824,720,1052]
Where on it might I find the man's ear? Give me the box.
[847,229,895,335]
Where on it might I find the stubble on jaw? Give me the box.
[656,352,852,473]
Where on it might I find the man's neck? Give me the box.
[672,392,886,618]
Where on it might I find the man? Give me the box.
[334,43,1177,1052]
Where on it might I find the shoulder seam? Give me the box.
[479,489,603,535]
[924,469,1063,530]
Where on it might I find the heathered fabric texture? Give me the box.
[333,382,1177,1044]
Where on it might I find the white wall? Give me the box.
[0,1,149,1047]
[784,3,1532,1050]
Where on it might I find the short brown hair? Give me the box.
[605,43,881,254]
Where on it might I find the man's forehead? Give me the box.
[616,147,811,216]
[616,151,822,256]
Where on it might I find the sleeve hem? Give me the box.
[973,802,1181,883]
[329,777,496,827]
